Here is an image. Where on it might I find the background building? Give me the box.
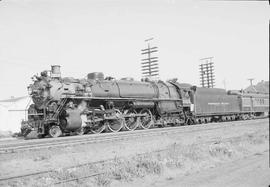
[244,80,269,94]
[0,96,32,133]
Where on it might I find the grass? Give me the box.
[91,131,268,186]
[33,155,51,161]
[2,130,268,187]
[209,143,233,158]
[246,133,268,144]
[94,154,163,186]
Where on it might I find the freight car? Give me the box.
[21,65,269,138]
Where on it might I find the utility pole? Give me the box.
[222,79,226,90]
[199,57,215,88]
[247,78,254,86]
[141,38,159,79]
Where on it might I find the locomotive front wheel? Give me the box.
[76,127,85,136]
[107,110,124,132]
[139,109,154,129]
[123,109,139,131]
[48,125,62,138]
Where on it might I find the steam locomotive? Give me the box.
[21,65,269,138]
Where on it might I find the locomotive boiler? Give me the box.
[21,65,195,138]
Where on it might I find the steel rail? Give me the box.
[1,117,266,148]
[0,119,266,154]
[0,117,266,148]
[0,119,265,152]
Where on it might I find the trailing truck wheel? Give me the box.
[139,109,154,129]
[107,110,124,132]
[123,109,139,131]
[48,125,62,138]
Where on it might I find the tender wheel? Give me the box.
[48,125,62,138]
[183,111,195,125]
[107,109,124,132]
[139,109,153,129]
[123,109,139,131]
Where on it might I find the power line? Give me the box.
[247,78,254,86]
[140,38,159,78]
[199,57,215,88]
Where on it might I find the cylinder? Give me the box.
[64,108,82,130]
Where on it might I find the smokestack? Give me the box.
[51,65,61,79]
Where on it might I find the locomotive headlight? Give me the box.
[27,86,31,94]
[27,86,33,95]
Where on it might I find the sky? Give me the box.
[0,0,269,99]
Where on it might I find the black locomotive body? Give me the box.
[21,66,269,138]
[21,66,195,138]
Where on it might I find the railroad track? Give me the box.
[0,118,267,154]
